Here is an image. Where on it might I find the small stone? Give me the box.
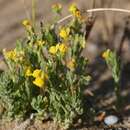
[104,115,118,125]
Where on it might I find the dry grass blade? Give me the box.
[32,0,36,28]
[20,0,31,19]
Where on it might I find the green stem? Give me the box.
[114,81,122,109]
[32,0,36,28]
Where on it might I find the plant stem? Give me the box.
[114,81,122,109]
[32,0,36,28]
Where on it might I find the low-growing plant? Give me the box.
[0,3,91,129]
[102,49,122,109]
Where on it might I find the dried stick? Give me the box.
[57,8,130,24]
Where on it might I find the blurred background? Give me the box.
[0,0,130,50]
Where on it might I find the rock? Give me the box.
[104,115,119,125]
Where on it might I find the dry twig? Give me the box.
[57,8,130,24]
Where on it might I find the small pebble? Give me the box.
[104,115,119,125]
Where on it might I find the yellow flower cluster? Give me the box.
[74,10,82,19]
[49,46,57,55]
[58,44,68,54]
[49,43,68,55]
[52,3,62,13]
[67,58,76,71]
[4,49,17,61]
[69,4,82,19]
[69,4,77,14]
[33,77,44,88]
[59,27,70,40]
[16,51,25,62]
[22,19,32,29]
[32,69,48,88]
[35,40,45,47]
[25,68,48,88]
[25,67,32,77]
[102,49,110,59]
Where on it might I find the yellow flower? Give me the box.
[69,4,83,19]
[16,51,25,62]
[32,69,42,78]
[22,19,31,28]
[102,49,110,59]
[52,3,62,13]
[59,27,70,40]
[49,46,57,55]
[49,43,68,55]
[74,10,82,19]
[56,44,60,51]
[33,77,45,88]
[25,67,32,77]
[58,43,68,54]
[4,50,17,60]
[67,58,76,71]
[35,40,45,46]
[32,69,48,88]
[69,3,77,14]
[32,69,48,79]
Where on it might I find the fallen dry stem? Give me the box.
[57,8,130,24]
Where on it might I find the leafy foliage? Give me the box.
[0,4,91,129]
[102,49,121,109]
